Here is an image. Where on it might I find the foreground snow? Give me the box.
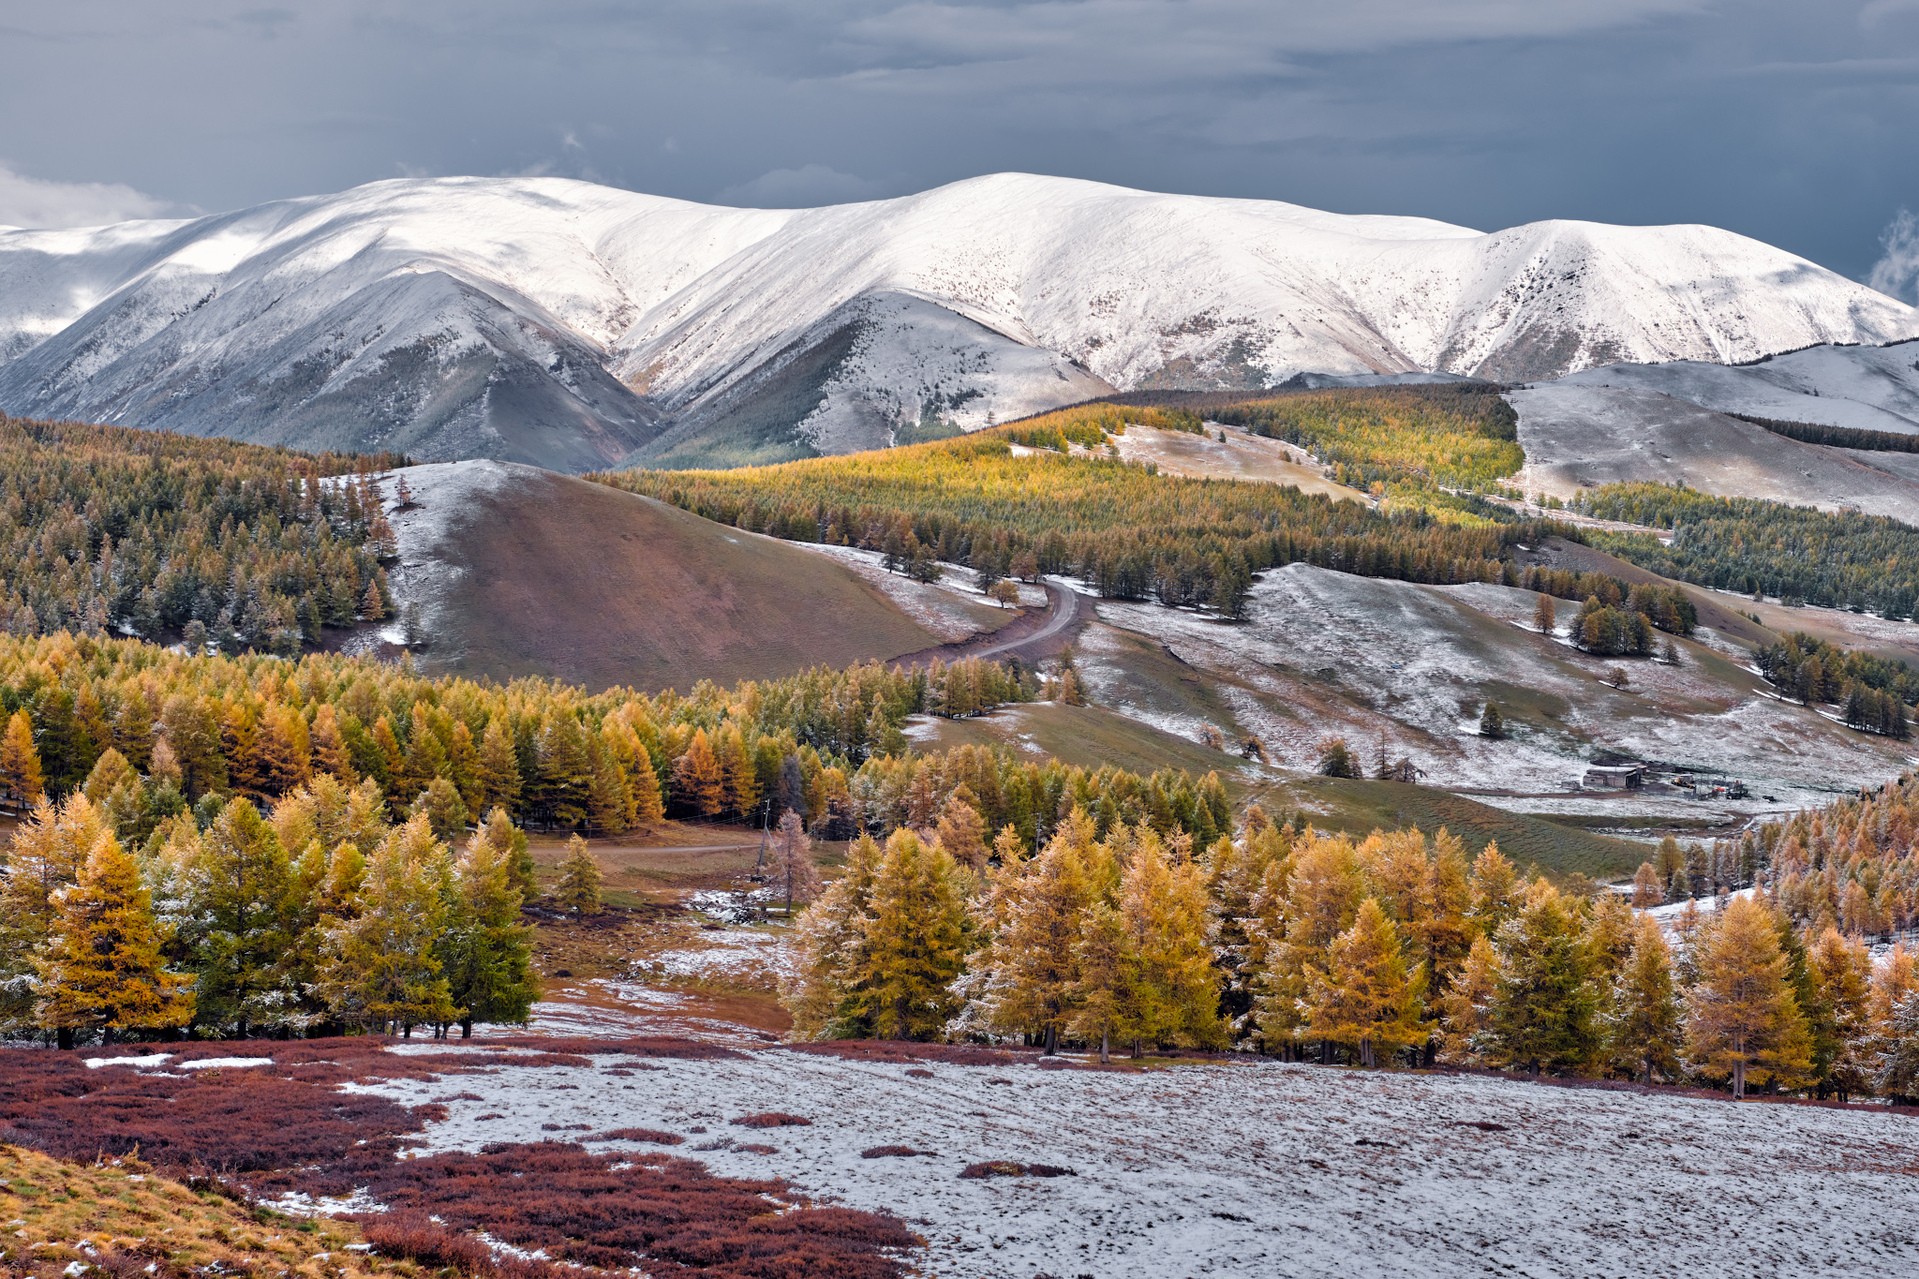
[355,1044,1919,1278]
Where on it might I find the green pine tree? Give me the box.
[441,822,537,1038]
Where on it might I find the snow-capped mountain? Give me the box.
[0,173,1911,470]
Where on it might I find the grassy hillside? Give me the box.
[0,1144,408,1279]
[398,464,943,690]
[1286,776,1644,881]
[908,700,1263,793]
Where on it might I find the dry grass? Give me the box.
[728,1113,812,1129]
[0,1144,408,1279]
[423,469,937,691]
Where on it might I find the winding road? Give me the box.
[890,578,1091,669]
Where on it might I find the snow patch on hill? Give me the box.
[1086,565,1909,811]
[1508,382,1919,522]
[1556,339,1919,435]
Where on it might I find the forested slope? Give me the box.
[0,415,401,653]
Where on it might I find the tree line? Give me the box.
[1732,411,1919,455]
[1577,481,1919,620]
[0,414,403,655]
[0,632,1239,860]
[1756,634,1915,737]
[3,780,536,1046]
[595,404,1665,623]
[784,809,1919,1101]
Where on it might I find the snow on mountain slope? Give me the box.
[1509,382,1919,522]
[1554,338,1919,435]
[0,173,1911,470]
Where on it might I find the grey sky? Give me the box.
[1,0,1915,289]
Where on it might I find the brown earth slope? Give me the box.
[372,461,941,691]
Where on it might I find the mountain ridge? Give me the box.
[0,172,1911,470]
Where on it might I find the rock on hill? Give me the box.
[0,174,1909,470]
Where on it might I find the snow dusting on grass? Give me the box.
[795,543,1041,641]
[356,1044,1919,1277]
[637,929,797,986]
[1087,563,1908,815]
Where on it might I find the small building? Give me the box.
[1583,763,1645,790]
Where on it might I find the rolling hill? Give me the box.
[1506,338,1919,520]
[359,460,947,690]
[0,174,1910,470]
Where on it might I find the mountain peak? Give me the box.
[0,174,1910,470]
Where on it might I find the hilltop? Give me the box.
[356,460,988,691]
[0,174,1909,470]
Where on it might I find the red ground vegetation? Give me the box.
[356,1143,919,1277]
[860,1145,937,1159]
[359,1212,585,1279]
[593,1127,686,1144]
[0,1037,918,1277]
[0,1043,433,1191]
[729,1112,812,1128]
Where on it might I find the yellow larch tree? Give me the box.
[37,832,195,1045]
[0,709,45,810]
[1118,826,1224,1053]
[1686,895,1813,1098]
[1306,897,1426,1068]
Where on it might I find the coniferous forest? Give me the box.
[0,631,1236,1045]
[782,793,1919,1101]
[1578,481,1919,618]
[0,415,403,652]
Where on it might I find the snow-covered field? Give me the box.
[1509,382,1919,522]
[1556,340,1919,436]
[1080,564,1911,815]
[354,1043,1919,1278]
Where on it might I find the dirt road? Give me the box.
[890,578,1091,669]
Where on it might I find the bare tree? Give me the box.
[766,811,821,917]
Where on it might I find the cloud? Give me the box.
[0,163,176,229]
[715,164,889,207]
[1869,209,1919,303]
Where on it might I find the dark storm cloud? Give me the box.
[0,0,1913,281]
